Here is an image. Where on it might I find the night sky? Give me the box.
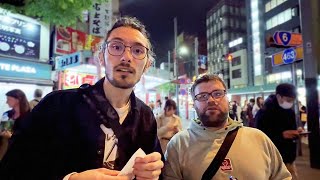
[120,0,218,66]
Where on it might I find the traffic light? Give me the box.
[227,54,233,61]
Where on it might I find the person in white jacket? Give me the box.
[163,74,291,180]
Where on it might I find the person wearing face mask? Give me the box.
[255,83,301,180]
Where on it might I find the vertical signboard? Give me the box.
[0,13,41,59]
[89,0,113,37]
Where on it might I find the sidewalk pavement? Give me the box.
[296,141,320,180]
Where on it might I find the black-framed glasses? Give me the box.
[194,90,226,102]
[106,41,149,60]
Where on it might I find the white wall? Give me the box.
[229,49,248,88]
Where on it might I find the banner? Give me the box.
[63,71,96,89]
[0,14,41,59]
[55,26,86,55]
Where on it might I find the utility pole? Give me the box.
[168,50,171,77]
[194,37,199,77]
[300,0,320,169]
[174,17,179,115]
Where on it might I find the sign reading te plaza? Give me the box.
[0,62,36,74]
[0,58,51,80]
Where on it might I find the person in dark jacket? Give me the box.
[0,89,30,160]
[0,16,163,180]
[256,83,302,180]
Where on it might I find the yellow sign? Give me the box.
[272,46,303,66]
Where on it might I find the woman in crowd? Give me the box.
[156,99,182,153]
[253,96,264,118]
[0,89,30,160]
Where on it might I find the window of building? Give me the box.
[265,2,271,12]
[266,8,292,30]
[232,69,241,79]
[284,8,292,21]
[222,5,227,14]
[265,0,287,12]
[232,56,241,66]
[270,0,277,9]
[222,18,227,27]
[266,19,272,29]
[292,6,299,17]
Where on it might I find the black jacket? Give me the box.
[255,94,297,163]
[0,78,162,179]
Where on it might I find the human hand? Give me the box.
[133,152,164,180]
[282,130,300,139]
[297,127,304,132]
[69,168,131,180]
[0,130,12,139]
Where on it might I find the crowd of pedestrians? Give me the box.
[0,16,312,180]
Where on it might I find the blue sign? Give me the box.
[55,51,82,70]
[0,58,52,80]
[279,32,291,46]
[282,48,296,64]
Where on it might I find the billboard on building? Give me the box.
[0,13,41,59]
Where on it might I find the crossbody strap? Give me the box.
[201,127,239,180]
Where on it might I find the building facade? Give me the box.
[206,0,247,88]
[231,0,303,106]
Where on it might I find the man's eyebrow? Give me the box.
[108,37,147,47]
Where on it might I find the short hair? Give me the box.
[249,98,255,103]
[276,83,297,98]
[164,99,177,110]
[190,74,227,99]
[34,89,43,98]
[6,89,30,117]
[101,16,155,63]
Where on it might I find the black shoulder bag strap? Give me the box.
[201,127,239,180]
[78,84,122,138]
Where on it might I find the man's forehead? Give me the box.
[195,80,224,92]
[107,27,148,47]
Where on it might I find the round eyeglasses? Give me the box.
[194,90,226,102]
[106,41,149,60]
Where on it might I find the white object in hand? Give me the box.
[118,148,146,177]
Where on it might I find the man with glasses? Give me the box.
[0,17,163,180]
[163,74,291,180]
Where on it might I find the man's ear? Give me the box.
[98,52,104,66]
[143,59,152,73]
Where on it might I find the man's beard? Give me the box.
[105,63,140,89]
[196,107,228,127]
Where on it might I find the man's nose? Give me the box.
[207,95,218,103]
[121,47,133,61]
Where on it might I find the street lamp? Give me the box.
[178,46,189,56]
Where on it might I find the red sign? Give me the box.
[63,71,96,89]
[55,27,87,55]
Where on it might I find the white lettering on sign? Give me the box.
[0,63,36,74]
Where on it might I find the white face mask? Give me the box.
[280,101,293,109]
